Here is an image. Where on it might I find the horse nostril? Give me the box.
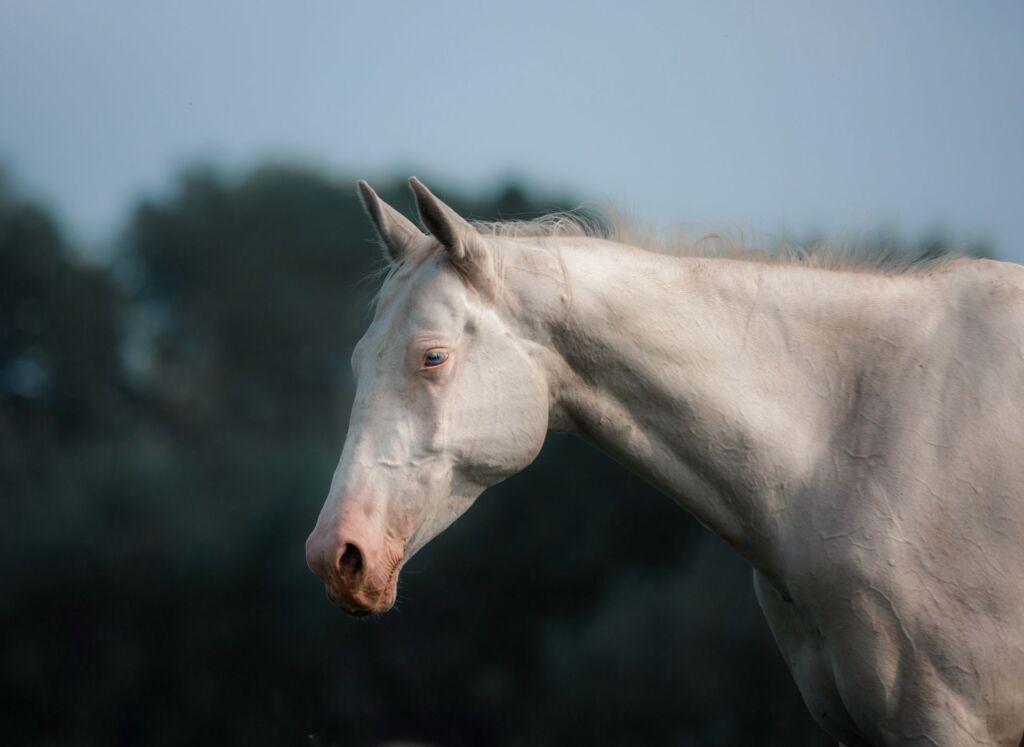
[339,542,364,579]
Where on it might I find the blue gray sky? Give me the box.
[2,1,1022,260]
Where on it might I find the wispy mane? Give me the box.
[473,208,977,276]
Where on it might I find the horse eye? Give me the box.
[423,350,449,368]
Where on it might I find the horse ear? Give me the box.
[357,180,423,265]
[408,177,486,267]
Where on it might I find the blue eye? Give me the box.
[423,350,449,368]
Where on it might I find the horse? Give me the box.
[305,177,1024,746]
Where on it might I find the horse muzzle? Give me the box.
[305,526,404,617]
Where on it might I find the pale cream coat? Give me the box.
[306,178,1024,746]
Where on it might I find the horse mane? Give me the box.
[472,207,974,276]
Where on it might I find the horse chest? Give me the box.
[754,569,879,745]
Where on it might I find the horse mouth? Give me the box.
[326,587,394,616]
[335,599,375,618]
[325,566,401,617]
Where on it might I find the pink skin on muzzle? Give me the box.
[305,500,406,616]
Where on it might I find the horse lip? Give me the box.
[343,604,373,618]
[325,574,399,617]
[384,553,405,596]
[326,588,377,617]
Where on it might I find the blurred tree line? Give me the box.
[0,163,988,746]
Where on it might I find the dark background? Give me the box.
[0,163,989,746]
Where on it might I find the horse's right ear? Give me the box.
[357,180,423,265]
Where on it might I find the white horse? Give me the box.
[306,177,1024,746]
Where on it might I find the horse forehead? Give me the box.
[359,261,467,357]
[382,261,468,323]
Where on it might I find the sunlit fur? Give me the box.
[474,206,969,276]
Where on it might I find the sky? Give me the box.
[1,1,1023,261]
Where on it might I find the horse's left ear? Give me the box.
[409,177,488,268]
[358,180,424,265]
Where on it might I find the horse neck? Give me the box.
[501,238,913,574]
